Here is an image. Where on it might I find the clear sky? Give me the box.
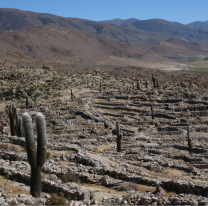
[1,0,207,24]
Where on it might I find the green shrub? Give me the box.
[59,172,80,183]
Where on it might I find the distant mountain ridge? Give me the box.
[1,8,208,62]
[0,8,165,49]
[2,8,208,48]
[186,21,208,30]
[100,18,139,26]
[101,18,208,43]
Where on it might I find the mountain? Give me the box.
[100,18,139,26]
[151,38,208,59]
[0,23,161,64]
[186,21,208,30]
[102,18,208,43]
[0,8,165,49]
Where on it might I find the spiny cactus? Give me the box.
[6,104,17,136]
[22,112,47,197]
[152,74,156,88]
[116,120,122,152]
[156,78,159,89]
[26,95,29,109]
[137,82,140,90]
[71,89,73,101]
[16,115,24,137]
[145,79,148,88]
[187,125,192,155]
[151,104,155,119]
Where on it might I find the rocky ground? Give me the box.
[1,65,208,205]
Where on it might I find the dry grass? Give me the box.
[0,176,30,196]
[97,143,116,152]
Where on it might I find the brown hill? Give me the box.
[151,38,208,59]
[0,23,161,64]
[0,8,165,49]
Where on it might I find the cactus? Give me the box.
[6,104,17,136]
[145,79,148,88]
[71,89,73,101]
[152,74,156,88]
[26,95,29,109]
[16,115,24,137]
[22,112,47,197]
[137,82,140,90]
[156,78,159,89]
[151,104,155,119]
[100,82,102,93]
[116,120,122,152]
[187,126,192,155]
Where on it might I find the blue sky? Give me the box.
[1,0,208,24]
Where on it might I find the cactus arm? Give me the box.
[36,113,47,167]
[22,112,37,167]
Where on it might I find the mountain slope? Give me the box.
[186,21,208,30]
[102,18,208,43]
[151,38,208,59]
[0,8,165,48]
[0,23,161,64]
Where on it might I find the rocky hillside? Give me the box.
[1,65,208,205]
[0,23,163,64]
[0,8,165,49]
[151,38,208,59]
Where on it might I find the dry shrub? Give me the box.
[0,143,18,152]
[46,193,68,205]
[117,182,139,191]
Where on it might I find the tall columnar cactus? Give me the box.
[156,78,159,89]
[116,120,122,152]
[100,82,102,93]
[151,104,155,119]
[152,74,156,88]
[187,125,192,155]
[71,89,73,101]
[145,79,148,88]
[22,112,47,197]
[137,82,140,90]
[6,104,17,136]
[26,95,29,109]
[16,115,24,137]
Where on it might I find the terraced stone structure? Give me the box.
[1,66,208,205]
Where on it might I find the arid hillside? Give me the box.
[151,38,208,59]
[0,23,163,65]
[0,8,165,49]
